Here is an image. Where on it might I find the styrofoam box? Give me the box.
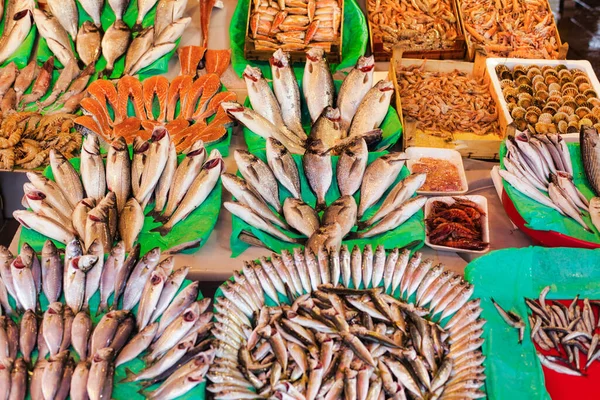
[424,195,490,254]
[406,147,468,195]
[486,58,600,142]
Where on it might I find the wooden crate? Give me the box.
[391,49,511,160]
[367,0,466,62]
[244,0,344,64]
[456,0,568,61]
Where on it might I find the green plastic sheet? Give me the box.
[465,246,600,400]
[4,276,204,399]
[37,0,178,79]
[500,142,600,243]
[229,0,368,78]
[243,80,403,153]
[230,150,425,257]
[19,155,221,255]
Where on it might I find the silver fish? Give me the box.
[337,55,375,130]
[129,336,194,382]
[87,347,115,400]
[43,302,64,356]
[122,247,161,310]
[65,255,98,313]
[80,133,106,202]
[149,302,201,361]
[99,241,125,313]
[85,194,113,252]
[72,198,94,242]
[110,314,135,353]
[106,136,131,213]
[19,309,37,364]
[303,47,334,123]
[303,139,332,211]
[118,198,143,252]
[548,182,591,231]
[137,126,170,204]
[128,42,176,76]
[306,222,343,255]
[150,267,189,323]
[244,65,286,128]
[147,367,207,400]
[283,197,320,237]
[100,20,131,78]
[23,188,70,228]
[42,350,69,400]
[78,0,103,27]
[115,322,158,367]
[135,0,160,30]
[234,149,281,212]
[85,239,105,308]
[337,137,368,197]
[358,196,426,238]
[72,311,92,360]
[157,282,200,335]
[124,27,154,75]
[108,0,130,20]
[348,80,393,138]
[47,0,78,40]
[0,280,10,316]
[13,210,75,244]
[41,240,62,304]
[322,195,357,237]
[132,136,150,199]
[50,149,83,208]
[150,143,176,218]
[137,269,167,330]
[358,152,406,217]
[311,106,344,150]
[10,255,37,311]
[271,49,306,140]
[500,170,564,213]
[266,137,302,199]
[226,201,300,243]
[155,16,190,43]
[32,9,75,67]
[0,10,32,65]
[70,361,90,400]
[112,243,140,309]
[27,172,73,219]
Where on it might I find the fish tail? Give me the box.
[150,225,171,237]
[132,23,143,33]
[356,219,371,230]
[146,209,159,219]
[315,200,326,212]
[95,303,106,317]
[120,368,137,383]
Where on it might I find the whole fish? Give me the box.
[63,239,83,289]
[244,65,287,128]
[32,9,75,67]
[71,361,90,400]
[234,149,281,212]
[128,42,176,76]
[266,137,301,199]
[147,367,206,400]
[98,241,125,314]
[303,47,334,123]
[10,255,36,311]
[72,311,92,360]
[115,322,158,367]
[85,196,113,252]
[0,280,10,316]
[153,142,178,217]
[49,149,83,208]
[358,196,426,238]
[148,302,201,361]
[108,0,130,20]
[60,307,74,353]
[78,0,103,27]
[548,183,591,231]
[306,222,343,254]
[19,309,37,365]
[72,198,94,241]
[80,133,106,201]
[13,210,75,244]
[337,137,368,196]
[590,197,600,233]
[38,59,80,109]
[0,247,15,305]
[150,267,189,323]
[358,152,406,217]
[157,281,200,335]
[90,311,127,356]
[225,202,299,244]
[499,170,565,213]
[311,106,344,150]
[136,126,170,204]
[19,57,53,107]
[9,358,27,400]
[337,55,375,130]
[110,315,135,353]
[155,16,190,43]
[77,21,102,67]
[322,195,357,237]
[85,239,105,309]
[87,348,115,400]
[135,0,160,30]
[47,0,78,39]
[348,80,394,138]
[271,49,306,140]
[119,198,144,252]
[137,269,167,330]
[30,359,47,400]
[106,136,131,212]
[112,243,140,309]
[100,20,131,78]
[0,10,32,65]
[43,302,64,356]
[129,337,194,381]
[121,247,162,311]
[303,139,332,211]
[555,171,588,210]
[20,242,40,295]
[581,126,600,196]
[132,136,150,198]
[154,151,223,236]
[42,350,70,400]
[282,197,320,237]
[56,359,75,400]
[124,27,154,75]
[27,172,73,219]
[65,255,98,313]
[41,240,62,304]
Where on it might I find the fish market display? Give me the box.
[501,130,595,233]
[35,0,190,77]
[397,63,500,136]
[209,247,486,399]
[411,157,463,192]
[0,112,81,170]
[224,143,426,252]
[178,46,231,78]
[460,0,560,58]
[0,59,92,115]
[232,49,396,154]
[367,0,461,53]
[15,128,223,251]
[75,70,235,150]
[426,198,488,251]
[247,0,342,52]
[496,63,600,134]
[0,241,213,398]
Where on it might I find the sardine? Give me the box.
[358,152,406,217]
[337,55,375,130]
[80,133,106,201]
[322,195,357,237]
[124,27,154,75]
[348,80,393,138]
[271,49,306,140]
[283,197,320,237]
[234,149,281,212]
[100,20,131,78]
[303,139,332,211]
[266,137,302,199]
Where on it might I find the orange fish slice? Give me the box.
[200,0,216,47]
[174,108,231,151]
[192,91,237,123]
[165,118,190,137]
[124,129,152,143]
[113,117,142,143]
[166,75,193,121]
[117,76,146,121]
[74,115,104,139]
[190,74,221,121]
[142,76,169,121]
[204,49,231,77]
[178,46,206,76]
[87,80,122,125]
[80,97,113,137]
[180,74,210,120]
[141,120,163,131]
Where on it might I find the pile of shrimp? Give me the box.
[0,112,81,170]
[397,64,500,136]
[460,0,560,58]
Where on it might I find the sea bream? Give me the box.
[270,49,306,141]
[234,149,281,212]
[106,136,132,212]
[303,47,334,123]
[282,197,320,237]
[32,9,76,67]
[358,152,406,217]
[311,106,344,150]
[303,139,332,211]
[0,10,33,65]
[336,137,368,196]
[80,133,106,202]
[136,126,171,204]
[243,65,287,129]
[348,80,394,138]
[337,55,375,130]
[266,137,302,199]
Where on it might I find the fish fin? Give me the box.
[121,368,137,383]
[146,209,160,219]
[315,201,326,212]
[150,225,172,237]
[95,303,106,317]
[345,232,359,240]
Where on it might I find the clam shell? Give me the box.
[514,118,527,131]
[573,75,590,87]
[534,81,548,92]
[567,121,579,133]
[511,106,526,119]
[525,110,539,124]
[552,111,568,123]
[516,76,531,86]
[527,67,542,80]
[518,84,533,95]
[558,105,575,115]
[542,106,557,116]
[584,89,598,99]
[548,83,561,93]
[579,118,593,127]
[557,120,568,133]
[558,69,572,80]
[500,79,515,89]
[576,106,591,118]
[538,113,553,124]
[545,75,559,85]
[575,94,588,106]
[585,114,599,124]
[561,87,579,97]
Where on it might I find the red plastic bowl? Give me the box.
[502,190,600,249]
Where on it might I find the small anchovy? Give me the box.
[491,298,525,343]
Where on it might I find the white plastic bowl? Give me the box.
[406,147,468,195]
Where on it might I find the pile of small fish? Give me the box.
[248,0,342,52]
[34,0,189,77]
[427,198,488,251]
[493,287,600,375]
[223,142,426,252]
[501,129,600,233]
[227,49,393,154]
[367,0,461,53]
[460,0,560,59]
[209,247,486,399]
[0,59,94,114]
[497,63,600,134]
[397,64,500,136]
[75,71,235,150]
[0,241,214,399]
[15,128,223,250]
[0,112,81,170]
[0,1,34,65]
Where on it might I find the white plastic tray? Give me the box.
[424,195,490,254]
[486,58,600,142]
[406,147,468,195]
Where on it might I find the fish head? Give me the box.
[306,47,325,62]
[65,239,83,257]
[150,126,169,143]
[356,55,375,73]
[582,125,600,147]
[100,191,117,208]
[221,102,244,118]
[375,80,394,92]
[111,136,128,151]
[322,106,341,122]
[42,239,58,256]
[383,151,407,164]
[111,241,125,256]
[82,132,100,155]
[242,65,263,82]
[81,20,100,34]
[204,151,225,173]
[88,238,104,255]
[48,302,64,315]
[26,190,46,201]
[92,347,115,362]
[145,247,162,263]
[270,49,290,69]
[186,140,205,157]
[133,137,150,154]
